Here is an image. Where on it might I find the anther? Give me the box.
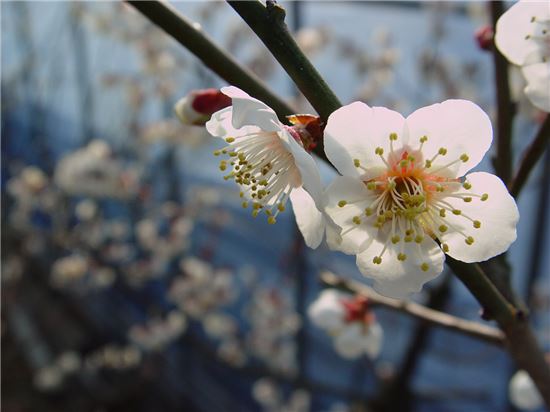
[438,147,447,156]
[338,200,347,207]
[473,220,481,228]
[439,209,446,218]
[267,216,276,225]
[225,137,235,143]
[278,203,285,212]
[352,216,362,225]
[213,150,221,156]
[465,236,474,245]
[439,225,448,233]
[354,159,361,167]
[389,133,398,141]
[463,182,472,190]
[420,135,428,143]
[373,256,382,264]
[415,235,424,243]
[397,253,407,261]
[391,235,400,244]
[460,153,469,162]
[420,263,429,272]
[463,197,472,203]
[367,182,377,190]
[425,160,432,168]
[481,194,488,201]
[452,209,462,215]
[375,147,384,155]
[242,201,248,208]
[442,243,449,253]
[365,208,373,216]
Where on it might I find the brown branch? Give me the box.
[320,271,505,347]
[490,1,514,184]
[509,115,550,198]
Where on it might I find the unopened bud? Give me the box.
[475,25,494,51]
[174,88,231,126]
[286,114,323,152]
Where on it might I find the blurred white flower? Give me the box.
[509,370,543,411]
[51,255,89,288]
[128,311,187,351]
[324,100,519,298]
[54,140,139,198]
[495,1,550,112]
[308,289,382,359]
[206,86,326,248]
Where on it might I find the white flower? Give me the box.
[495,1,550,112]
[324,100,519,299]
[206,86,326,248]
[509,370,543,411]
[308,289,383,359]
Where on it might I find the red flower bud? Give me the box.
[174,88,231,126]
[475,25,494,51]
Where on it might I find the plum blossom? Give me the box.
[495,1,550,112]
[174,88,231,126]
[308,289,383,359]
[324,100,519,298]
[509,370,543,411]
[206,86,326,248]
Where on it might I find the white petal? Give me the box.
[509,370,543,411]
[324,176,377,254]
[495,1,550,66]
[438,172,519,263]
[308,289,347,333]
[283,134,324,202]
[324,102,407,180]
[356,234,445,299]
[206,106,259,139]
[290,187,325,249]
[325,219,345,251]
[522,62,550,112]
[363,322,383,359]
[334,323,367,359]
[406,100,493,178]
[221,86,281,132]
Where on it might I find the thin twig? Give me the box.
[126,1,295,122]
[320,271,505,346]
[490,1,514,184]
[509,115,550,198]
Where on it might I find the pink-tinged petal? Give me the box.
[522,62,550,112]
[406,100,492,177]
[221,86,280,132]
[495,1,550,66]
[308,289,347,333]
[334,323,368,359]
[290,187,325,249]
[356,235,445,299]
[324,102,407,180]
[363,322,383,359]
[324,176,377,254]
[438,172,519,263]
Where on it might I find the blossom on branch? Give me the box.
[206,86,326,248]
[324,100,519,298]
[174,88,232,125]
[308,289,382,359]
[495,0,550,112]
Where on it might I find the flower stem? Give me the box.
[509,115,550,198]
[227,0,342,123]
[126,1,295,122]
[490,1,514,184]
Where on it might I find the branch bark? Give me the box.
[509,115,550,198]
[320,271,505,346]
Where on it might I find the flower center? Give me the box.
[338,132,490,271]
[214,131,300,224]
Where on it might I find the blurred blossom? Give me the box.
[295,27,329,56]
[252,378,282,408]
[85,344,142,371]
[509,370,543,411]
[308,289,382,359]
[56,351,82,375]
[217,338,247,367]
[202,312,238,339]
[51,255,89,288]
[128,311,187,351]
[34,365,64,392]
[75,199,98,222]
[2,255,24,283]
[54,140,139,199]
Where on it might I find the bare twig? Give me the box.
[509,115,550,198]
[320,271,505,346]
